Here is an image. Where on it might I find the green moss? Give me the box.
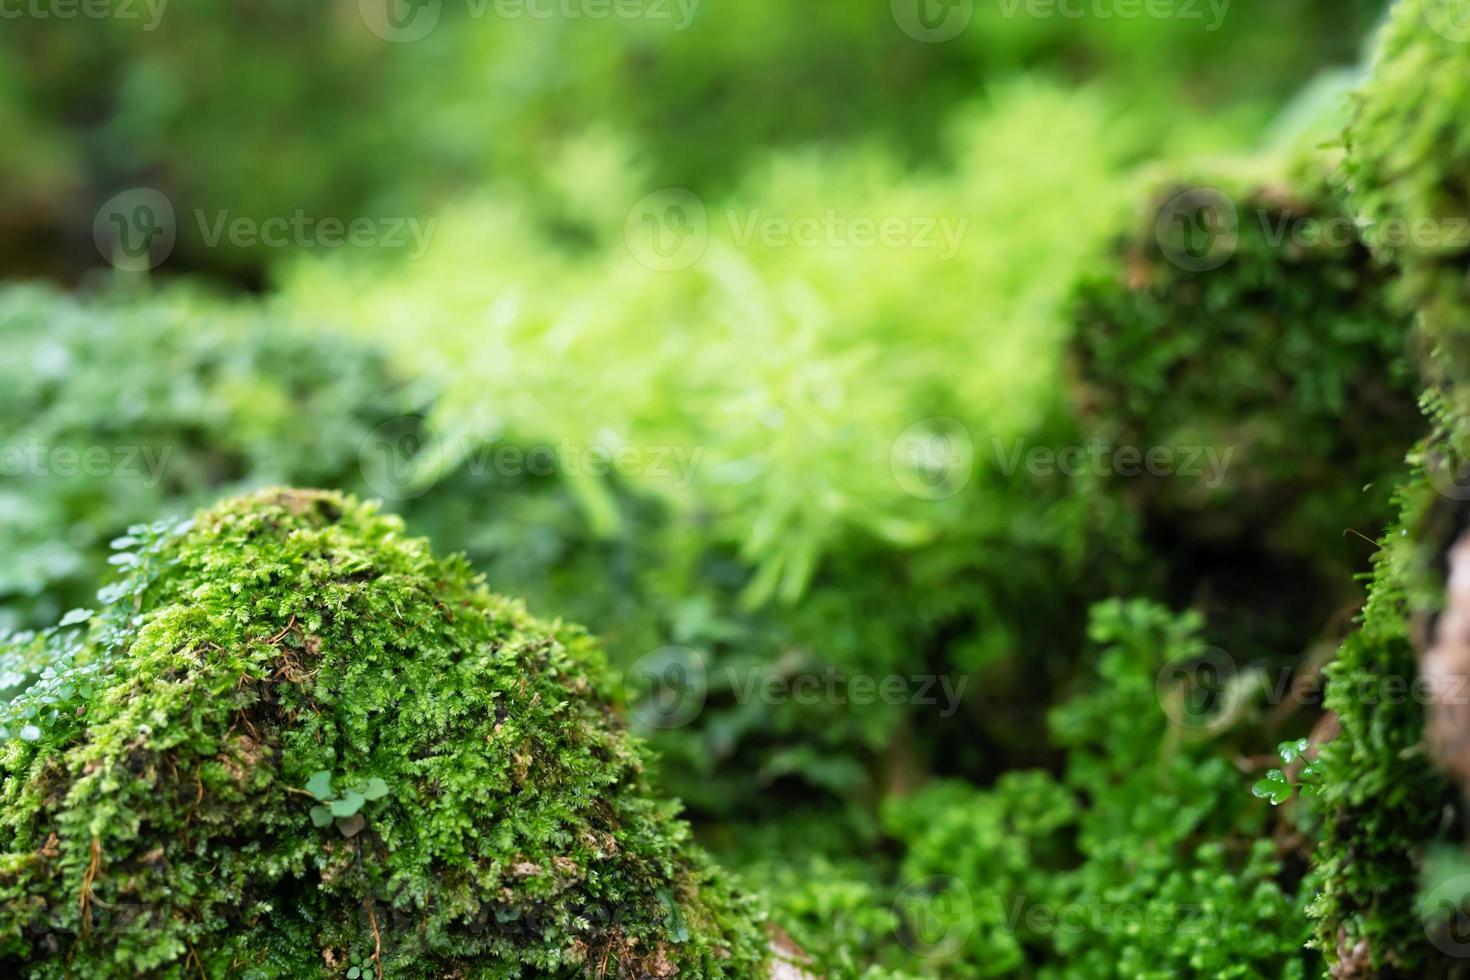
[1346,0,1470,383]
[0,488,765,977]
[1071,166,1419,654]
[1309,428,1466,977]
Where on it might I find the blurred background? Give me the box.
[0,1,1409,975]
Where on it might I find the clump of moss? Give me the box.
[0,488,766,977]
[1345,0,1470,383]
[1310,447,1463,977]
[1071,166,1419,654]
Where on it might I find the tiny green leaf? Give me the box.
[305,770,334,800]
[360,777,389,801]
[1251,770,1293,806]
[309,805,333,828]
[330,790,365,817]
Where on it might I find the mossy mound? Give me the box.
[1071,167,1419,653]
[1346,0,1470,381]
[0,489,766,977]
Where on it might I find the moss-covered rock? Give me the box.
[1346,0,1470,384]
[0,488,766,977]
[1071,165,1420,654]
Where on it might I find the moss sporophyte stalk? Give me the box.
[0,488,768,977]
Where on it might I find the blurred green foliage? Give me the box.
[0,284,411,631]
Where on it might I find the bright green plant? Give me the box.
[883,599,1316,978]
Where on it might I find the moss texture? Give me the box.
[1310,446,1464,978]
[1346,0,1470,383]
[1070,166,1420,656]
[0,488,765,978]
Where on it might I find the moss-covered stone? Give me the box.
[1071,165,1420,654]
[0,488,766,977]
[1346,0,1470,384]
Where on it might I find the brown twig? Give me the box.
[368,902,383,980]
[79,836,101,936]
[266,616,297,645]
